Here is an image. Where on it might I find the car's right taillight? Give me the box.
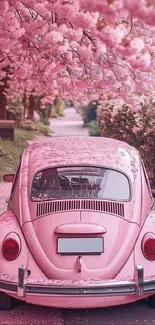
[2,233,21,261]
[142,233,155,261]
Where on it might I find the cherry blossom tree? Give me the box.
[0,0,155,112]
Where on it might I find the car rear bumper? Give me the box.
[0,265,155,306]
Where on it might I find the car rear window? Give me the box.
[31,166,130,202]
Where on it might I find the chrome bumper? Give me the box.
[0,265,155,298]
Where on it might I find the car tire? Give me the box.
[148,295,155,308]
[0,291,17,310]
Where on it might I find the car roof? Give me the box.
[22,137,140,182]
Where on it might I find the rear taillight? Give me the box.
[2,234,21,261]
[142,234,155,261]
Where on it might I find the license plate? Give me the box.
[57,237,104,255]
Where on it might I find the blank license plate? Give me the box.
[57,237,104,255]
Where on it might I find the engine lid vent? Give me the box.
[36,200,125,218]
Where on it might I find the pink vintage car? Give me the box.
[1,136,155,310]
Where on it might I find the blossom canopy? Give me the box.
[0,0,155,106]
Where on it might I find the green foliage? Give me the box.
[33,95,52,124]
[51,97,65,117]
[40,116,50,126]
[0,128,38,181]
[0,122,52,181]
[81,101,98,125]
[99,102,114,138]
[7,97,24,120]
[36,122,51,136]
[20,119,37,130]
[88,120,101,136]
[20,119,51,135]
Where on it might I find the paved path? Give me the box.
[0,110,155,324]
[50,107,88,137]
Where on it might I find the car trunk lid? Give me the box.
[23,199,139,280]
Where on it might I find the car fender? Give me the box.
[0,210,29,278]
[134,210,155,279]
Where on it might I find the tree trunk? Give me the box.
[22,92,27,118]
[28,95,35,119]
[0,84,7,119]
[0,66,9,120]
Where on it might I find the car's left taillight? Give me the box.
[2,234,21,261]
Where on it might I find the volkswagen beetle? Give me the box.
[1,136,155,310]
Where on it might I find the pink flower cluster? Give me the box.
[0,0,155,106]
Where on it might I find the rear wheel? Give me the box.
[148,295,155,308]
[0,291,17,310]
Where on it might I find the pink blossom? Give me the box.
[39,58,47,70]
[129,53,151,71]
[0,0,155,106]
[0,0,9,14]
[45,30,64,44]
[97,25,127,46]
[33,3,48,16]
[117,38,145,56]
[15,67,27,79]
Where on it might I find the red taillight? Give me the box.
[2,238,20,261]
[143,238,155,261]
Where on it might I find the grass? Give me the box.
[0,128,39,181]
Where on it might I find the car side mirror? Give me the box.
[3,174,15,182]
